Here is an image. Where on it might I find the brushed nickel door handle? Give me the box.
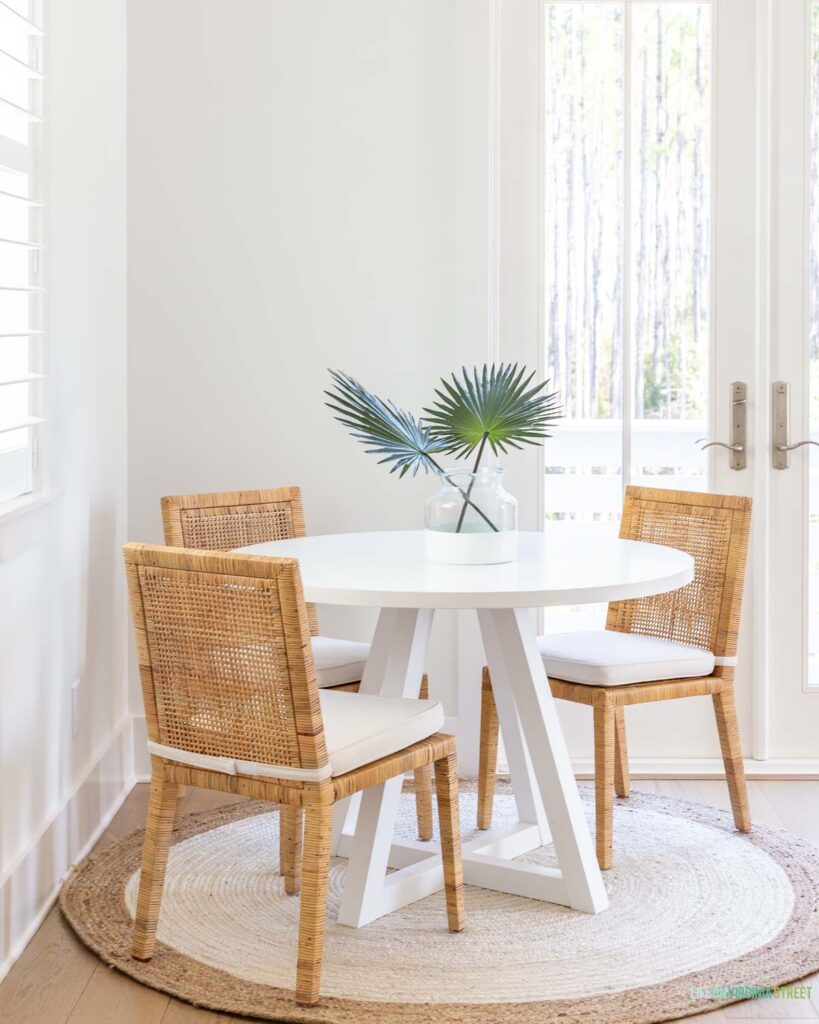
[697,440,745,452]
[776,439,819,452]
[694,381,747,470]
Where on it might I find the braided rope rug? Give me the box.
[60,783,819,1024]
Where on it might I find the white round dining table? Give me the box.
[239,529,694,927]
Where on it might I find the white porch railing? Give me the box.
[545,418,708,521]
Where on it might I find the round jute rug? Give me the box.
[60,784,819,1024]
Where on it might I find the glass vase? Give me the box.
[424,466,517,564]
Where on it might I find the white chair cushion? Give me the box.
[538,630,715,687]
[319,690,444,777]
[311,636,370,688]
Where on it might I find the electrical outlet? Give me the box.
[71,679,81,738]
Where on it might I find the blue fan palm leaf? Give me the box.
[325,370,447,478]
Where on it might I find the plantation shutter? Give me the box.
[0,0,44,504]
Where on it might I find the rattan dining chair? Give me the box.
[476,486,753,870]
[160,486,435,890]
[124,543,464,1007]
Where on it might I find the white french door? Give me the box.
[488,0,819,770]
[764,0,819,759]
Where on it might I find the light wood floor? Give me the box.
[1,780,819,1024]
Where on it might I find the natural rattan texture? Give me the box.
[477,666,499,831]
[124,544,463,1006]
[478,487,753,870]
[161,488,318,635]
[606,487,751,657]
[135,564,302,769]
[59,784,819,1024]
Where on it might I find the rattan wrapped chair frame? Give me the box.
[477,486,753,869]
[124,543,464,1007]
[160,486,435,888]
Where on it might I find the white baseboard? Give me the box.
[0,716,136,983]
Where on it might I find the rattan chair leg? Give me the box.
[295,803,333,1006]
[132,766,182,960]
[171,785,187,830]
[412,674,435,840]
[434,751,465,933]
[280,805,304,894]
[593,702,615,870]
[477,666,499,830]
[613,706,631,798]
[712,684,751,832]
[413,763,434,841]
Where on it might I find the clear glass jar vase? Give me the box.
[424,466,517,564]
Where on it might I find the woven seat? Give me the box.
[124,544,464,1007]
[477,486,753,870]
[160,486,437,856]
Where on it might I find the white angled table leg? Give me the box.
[478,607,608,914]
[476,624,551,846]
[337,603,606,925]
[336,777,405,927]
[331,606,434,854]
[335,607,437,925]
[357,607,434,698]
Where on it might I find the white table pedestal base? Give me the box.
[333,606,608,928]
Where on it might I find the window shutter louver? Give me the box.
[0,0,43,504]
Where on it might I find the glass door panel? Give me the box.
[544,0,712,633]
[630,2,710,491]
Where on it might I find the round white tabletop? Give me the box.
[239,528,694,609]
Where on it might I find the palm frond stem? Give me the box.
[454,431,489,533]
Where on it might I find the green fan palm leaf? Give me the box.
[423,363,562,460]
[423,363,561,532]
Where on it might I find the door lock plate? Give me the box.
[730,381,747,471]
[773,381,789,470]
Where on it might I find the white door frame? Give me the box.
[762,0,819,760]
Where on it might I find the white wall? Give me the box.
[0,0,130,979]
[126,0,497,748]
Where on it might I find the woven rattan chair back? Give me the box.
[606,486,752,660]
[124,543,328,774]
[161,487,318,635]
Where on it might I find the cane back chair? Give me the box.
[478,486,753,869]
[161,486,436,889]
[124,544,464,1006]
